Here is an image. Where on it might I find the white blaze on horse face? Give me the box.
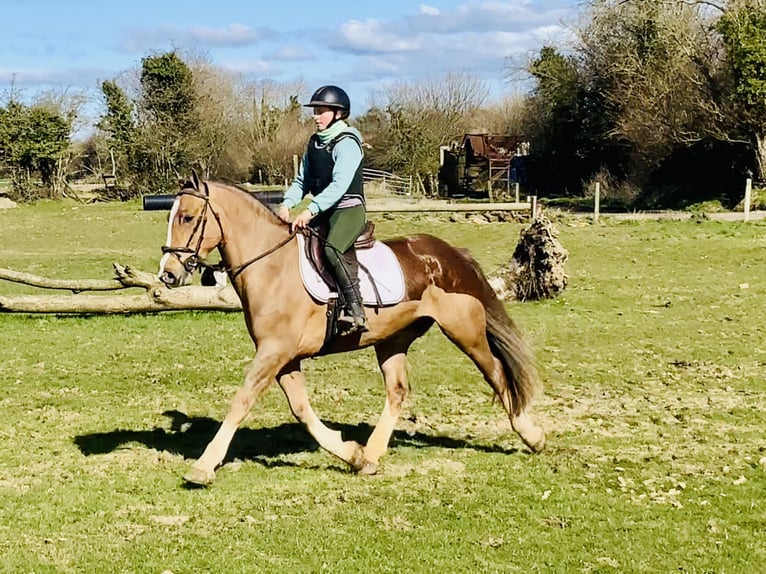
[158,197,181,277]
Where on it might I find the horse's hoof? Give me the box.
[526,434,546,454]
[356,460,379,476]
[183,465,215,486]
[346,442,368,471]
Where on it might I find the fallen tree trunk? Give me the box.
[0,292,241,314]
[0,264,241,314]
[0,264,154,291]
[0,218,567,313]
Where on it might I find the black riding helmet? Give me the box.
[304,85,351,119]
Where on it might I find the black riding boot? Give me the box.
[332,249,369,335]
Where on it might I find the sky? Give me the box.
[0,0,577,126]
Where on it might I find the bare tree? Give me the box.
[375,72,490,177]
[238,79,312,184]
[186,56,251,180]
[471,95,528,136]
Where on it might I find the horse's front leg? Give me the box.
[184,348,287,486]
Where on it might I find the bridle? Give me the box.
[161,183,220,274]
[161,181,298,280]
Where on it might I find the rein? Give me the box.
[162,182,301,281]
[227,230,297,280]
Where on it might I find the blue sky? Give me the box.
[1,0,576,119]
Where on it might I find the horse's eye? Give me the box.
[182,215,195,224]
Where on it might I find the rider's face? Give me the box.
[313,106,339,131]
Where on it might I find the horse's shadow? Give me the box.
[73,410,520,470]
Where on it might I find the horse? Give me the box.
[158,172,545,485]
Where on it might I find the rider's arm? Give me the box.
[282,153,309,209]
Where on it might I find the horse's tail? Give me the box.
[485,302,540,415]
[467,252,541,416]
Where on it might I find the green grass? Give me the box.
[0,201,765,572]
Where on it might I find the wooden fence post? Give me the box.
[744,178,752,222]
[514,182,520,203]
[594,181,601,223]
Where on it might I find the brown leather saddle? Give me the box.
[302,221,376,289]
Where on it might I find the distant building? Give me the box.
[439,134,529,198]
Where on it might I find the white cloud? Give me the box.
[120,24,272,52]
[351,55,405,80]
[266,45,313,62]
[186,24,265,47]
[327,0,573,86]
[335,19,421,54]
[220,58,275,76]
[335,0,572,40]
[0,66,106,88]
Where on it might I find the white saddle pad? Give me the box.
[297,234,405,306]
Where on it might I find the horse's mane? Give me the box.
[198,179,291,230]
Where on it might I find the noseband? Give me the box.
[161,181,298,280]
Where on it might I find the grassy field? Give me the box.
[0,199,764,573]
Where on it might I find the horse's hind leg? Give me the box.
[422,287,545,452]
[278,362,367,471]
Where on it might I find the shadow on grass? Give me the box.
[74,409,521,470]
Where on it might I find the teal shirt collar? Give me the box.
[317,120,348,144]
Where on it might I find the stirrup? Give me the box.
[338,312,369,335]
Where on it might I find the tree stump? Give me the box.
[489,214,568,302]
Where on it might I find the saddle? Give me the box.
[295,223,405,307]
[303,221,376,290]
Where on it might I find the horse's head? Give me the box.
[158,171,223,288]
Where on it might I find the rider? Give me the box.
[278,85,369,335]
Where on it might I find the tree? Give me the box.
[0,100,70,199]
[521,45,622,196]
[355,106,391,171]
[95,53,312,190]
[472,96,527,138]
[717,0,766,179]
[137,51,200,191]
[577,0,727,175]
[96,79,137,176]
[185,57,245,180]
[515,0,759,203]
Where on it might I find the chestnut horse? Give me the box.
[158,173,545,485]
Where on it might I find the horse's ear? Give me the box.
[191,169,201,191]
[175,169,184,190]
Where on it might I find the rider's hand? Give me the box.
[277,205,291,222]
[292,209,314,229]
